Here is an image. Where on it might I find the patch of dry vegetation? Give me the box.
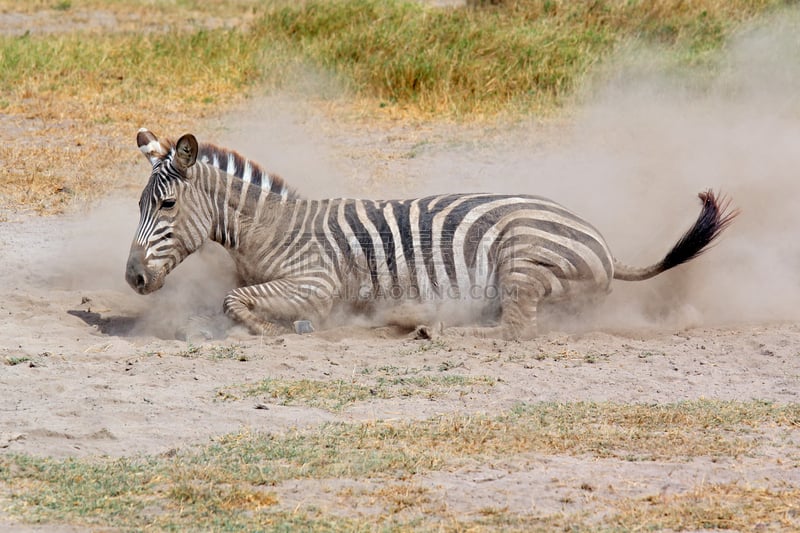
[0,0,263,18]
[0,0,787,213]
[610,483,800,531]
[1,3,798,531]
[1,400,797,530]
[220,374,497,411]
[261,0,782,117]
[0,22,264,212]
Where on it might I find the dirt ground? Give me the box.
[1,92,799,529]
[1,7,800,526]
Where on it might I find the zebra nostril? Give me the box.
[136,274,146,289]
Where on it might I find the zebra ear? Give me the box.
[174,134,198,171]
[137,128,168,166]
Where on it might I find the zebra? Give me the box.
[125,129,738,340]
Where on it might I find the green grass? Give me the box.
[0,0,790,212]
[0,0,787,122]
[0,0,785,120]
[4,355,31,366]
[1,400,797,530]
[0,28,264,122]
[173,343,249,361]
[254,0,785,116]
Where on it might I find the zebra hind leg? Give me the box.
[445,282,542,341]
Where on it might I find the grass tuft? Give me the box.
[610,483,800,531]
[221,374,497,411]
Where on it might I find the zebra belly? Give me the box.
[330,280,503,329]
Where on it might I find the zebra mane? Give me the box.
[154,136,298,200]
[196,142,299,200]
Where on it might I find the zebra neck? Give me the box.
[193,163,301,249]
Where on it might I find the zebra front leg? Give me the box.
[223,289,284,335]
[222,279,333,336]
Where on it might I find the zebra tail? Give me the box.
[613,190,739,282]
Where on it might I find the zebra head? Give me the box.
[126,129,207,295]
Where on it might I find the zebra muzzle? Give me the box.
[125,245,164,295]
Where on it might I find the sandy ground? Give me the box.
[0,204,799,527]
[1,100,800,527]
[2,8,800,527]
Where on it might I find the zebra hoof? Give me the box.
[293,320,315,335]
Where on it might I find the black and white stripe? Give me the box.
[126,130,737,339]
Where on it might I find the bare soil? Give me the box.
[1,95,799,529]
[1,6,800,523]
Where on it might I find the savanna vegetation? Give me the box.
[0,0,789,212]
[1,1,798,530]
[2,399,798,530]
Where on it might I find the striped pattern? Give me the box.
[126,130,737,339]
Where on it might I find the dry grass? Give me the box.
[220,374,497,411]
[1,400,796,530]
[0,2,267,214]
[0,0,787,214]
[258,0,783,116]
[1,3,798,530]
[0,0,264,18]
[0,123,132,213]
[610,483,800,531]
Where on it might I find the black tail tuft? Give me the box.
[660,190,739,271]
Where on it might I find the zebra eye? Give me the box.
[161,199,176,210]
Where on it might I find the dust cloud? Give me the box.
[533,11,800,331]
[26,8,800,338]
[351,10,800,333]
[20,197,237,340]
